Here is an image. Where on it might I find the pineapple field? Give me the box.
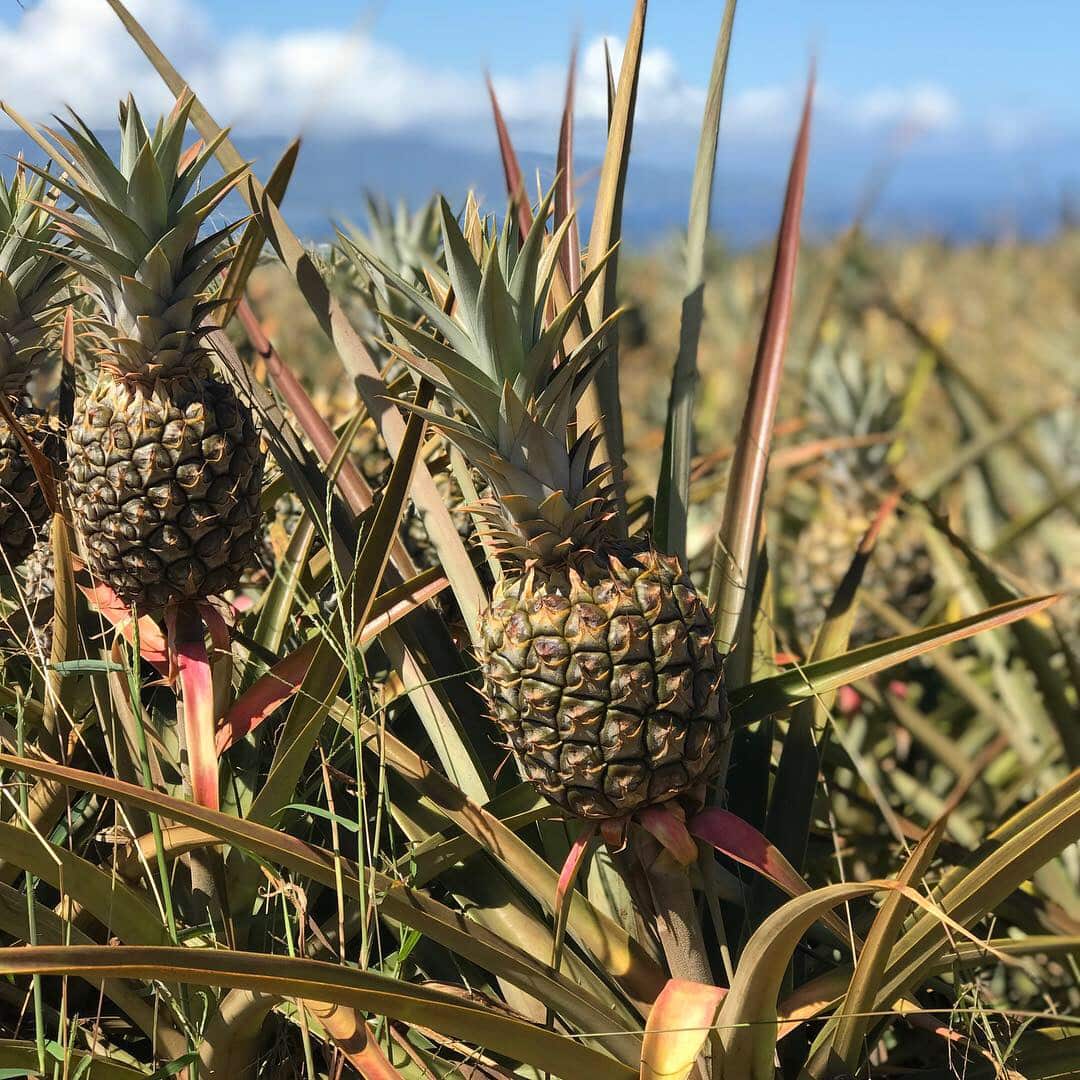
[0,2,1077,1079]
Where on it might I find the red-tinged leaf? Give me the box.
[357,568,451,642]
[217,568,450,754]
[552,824,596,971]
[487,73,532,241]
[198,601,233,655]
[217,639,317,754]
[555,43,581,292]
[80,581,168,675]
[689,807,855,946]
[637,806,698,867]
[771,431,893,471]
[168,605,219,810]
[640,978,727,1080]
[709,68,814,650]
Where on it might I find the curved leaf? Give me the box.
[0,946,637,1080]
[730,594,1059,724]
[640,978,726,1080]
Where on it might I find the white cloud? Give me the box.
[0,0,960,151]
[846,83,959,135]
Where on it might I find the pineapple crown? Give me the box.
[0,163,69,395]
[805,343,902,477]
[342,188,622,563]
[6,90,245,385]
[332,194,444,373]
[354,193,442,290]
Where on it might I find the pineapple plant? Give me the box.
[784,341,934,646]
[256,197,478,583]
[310,195,478,575]
[14,94,263,612]
[359,195,727,820]
[0,166,68,569]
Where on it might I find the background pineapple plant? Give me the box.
[781,340,935,647]
[0,3,1074,1080]
[255,195,479,583]
[0,166,67,570]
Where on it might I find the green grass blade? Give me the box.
[0,755,641,1063]
[247,388,432,825]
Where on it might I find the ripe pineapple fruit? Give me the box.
[786,343,933,646]
[0,167,68,568]
[17,94,263,611]
[360,195,727,820]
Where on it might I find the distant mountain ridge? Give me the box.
[0,127,1071,247]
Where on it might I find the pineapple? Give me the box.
[785,343,934,646]
[0,167,68,568]
[358,196,727,820]
[17,94,263,611]
[13,536,55,656]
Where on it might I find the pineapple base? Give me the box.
[68,375,263,611]
[481,543,727,820]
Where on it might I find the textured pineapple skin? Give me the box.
[67,375,262,611]
[0,403,55,566]
[792,492,934,647]
[481,544,727,819]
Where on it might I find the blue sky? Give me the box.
[3,0,1076,140]
[198,0,1079,130]
[0,0,1076,241]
